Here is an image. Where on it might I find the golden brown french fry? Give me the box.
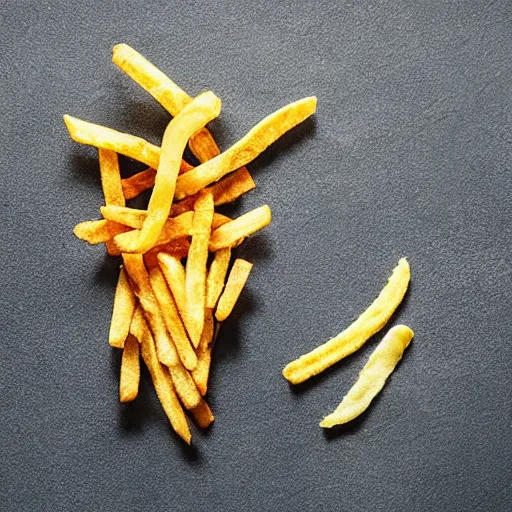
[149,267,197,371]
[73,219,131,245]
[121,168,157,200]
[114,92,221,254]
[206,249,231,309]
[209,205,271,251]
[119,334,140,402]
[174,97,317,199]
[169,363,202,410]
[215,259,253,322]
[158,253,188,326]
[122,253,178,367]
[143,238,190,268]
[131,307,191,444]
[192,309,214,396]
[282,258,411,385]
[109,267,136,348]
[191,398,215,429]
[320,325,414,427]
[185,191,214,347]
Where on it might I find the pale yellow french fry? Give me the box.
[114,91,221,254]
[122,253,178,367]
[206,249,231,309]
[73,219,130,245]
[320,325,414,427]
[209,205,271,251]
[283,258,411,385]
[148,267,197,371]
[109,267,136,348]
[174,97,317,199]
[130,307,191,444]
[192,309,214,396]
[191,398,215,429]
[215,259,253,322]
[119,334,140,402]
[185,191,214,347]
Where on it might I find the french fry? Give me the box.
[73,219,131,245]
[209,205,271,251]
[121,168,157,199]
[192,309,214,396]
[158,253,189,328]
[149,267,197,371]
[113,91,221,254]
[191,398,215,429]
[282,258,411,385]
[119,334,140,402]
[185,191,214,347]
[174,97,317,199]
[320,325,414,427]
[122,253,178,367]
[143,238,190,268]
[131,307,191,444]
[206,249,231,309]
[215,259,253,322]
[169,363,202,410]
[109,267,136,348]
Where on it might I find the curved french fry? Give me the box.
[215,259,253,322]
[114,92,221,254]
[174,97,317,199]
[109,267,136,348]
[320,325,414,427]
[119,334,140,402]
[282,258,411,385]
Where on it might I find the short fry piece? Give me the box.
[191,398,215,429]
[206,249,231,309]
[122,253,178,367]
[185,191,214,347]
[169,363,202,410]
[114,91,221,254]
[209,205,271,251]
[174,97,317,199]
[73,219,130,245]
[320,325,414,427]
[192,309,214,395]
[119,334,140,402]
[282,258,411,385]
[215,259,253,322]
[109,267,136,348]
[131,308,191,444]
[149,267,197,371]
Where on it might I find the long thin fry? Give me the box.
[122,253,178,367]
[149,267,197,371]
[215,259,253,322]
[131,308,191,444]
[282,258,411,385]
[109,267,136,348]
[174,97,317,199]
[158,253,187,325]
[320,325,414,427]
[209,205,271,251]
[206,249,231,309]
[73,219,130,244]
[192,309,214,396]
[113,91,221,254]
[191,398,215,429]
[185,191,214,347]
[119,334,140,402]
[169,363,202,410]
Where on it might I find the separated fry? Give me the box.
[282,258,411,385]
[320,325,414,427]
[215,259,253,322]
[119,334,140,402]
[109,267,136,348]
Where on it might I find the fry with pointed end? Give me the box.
[320,325,414,427]
[215,259,253,322]
[174,97,317,199]
[119,334,140,402]
[130,307,191,444]
[122,253,178,367]
[148,267,197,371]
[185,191,214,347]
[283,258,411,385]
[192,309,214,395]
[206,249,231,309]
[209,205,271,251]
[114,91,221,254]
[109,267,136,348]
[73,219,130,245]
[191,398,215,429]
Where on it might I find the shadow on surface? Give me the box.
[67,152,101,189]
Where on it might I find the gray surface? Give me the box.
[1,0,511,510]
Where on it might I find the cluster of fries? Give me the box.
[66,44,316,443]
[283,258,413,427]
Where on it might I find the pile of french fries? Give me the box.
[66,44,316,444]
